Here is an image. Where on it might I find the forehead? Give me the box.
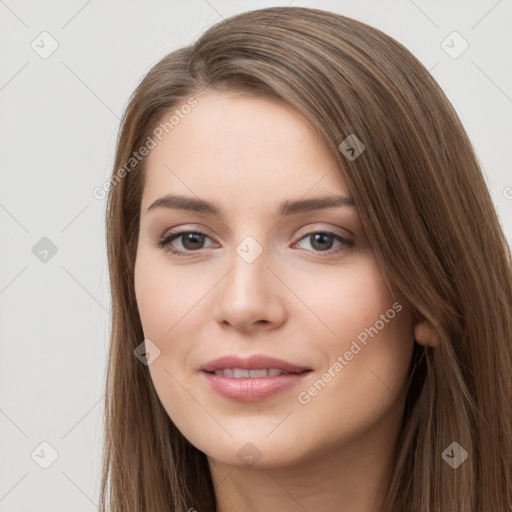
[141,91,350,209]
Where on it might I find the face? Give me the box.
[134,91,415,469]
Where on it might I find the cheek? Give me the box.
[134,249,201,340]
[133,253,204,432]
[299,255,403,344]
[297,256,413,408]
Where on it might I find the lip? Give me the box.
[200,354,311,374]
[200,354,312,402]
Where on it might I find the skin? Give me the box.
[134,90,417,512]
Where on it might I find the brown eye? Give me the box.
[178,232,206,250]
[157,230,215,256]
[309,233,335,251]
[294,230,354,255]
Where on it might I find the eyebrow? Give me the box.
[145,194,355,217]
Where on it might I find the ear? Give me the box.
[414,320,440,348]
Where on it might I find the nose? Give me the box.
[213,242,287,333]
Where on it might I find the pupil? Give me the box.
[183,233,204,249]
[311,233,332,251]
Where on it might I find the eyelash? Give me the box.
[155,229,354,258]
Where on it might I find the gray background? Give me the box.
[0,0,511,510]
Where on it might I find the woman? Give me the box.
[100,6,512,511]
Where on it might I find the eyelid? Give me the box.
[161,222,353,239]
[158,228,218,248]
[158,224,216,241]
[294,224,354,241]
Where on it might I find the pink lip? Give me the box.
[200,354,310,374]
[200,354,312,402]
[201,372,311,402]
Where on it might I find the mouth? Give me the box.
[199,354,313,402]
[200,354,311,374]
[206,368,303,378]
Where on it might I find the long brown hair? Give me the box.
[100,6,512,511]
